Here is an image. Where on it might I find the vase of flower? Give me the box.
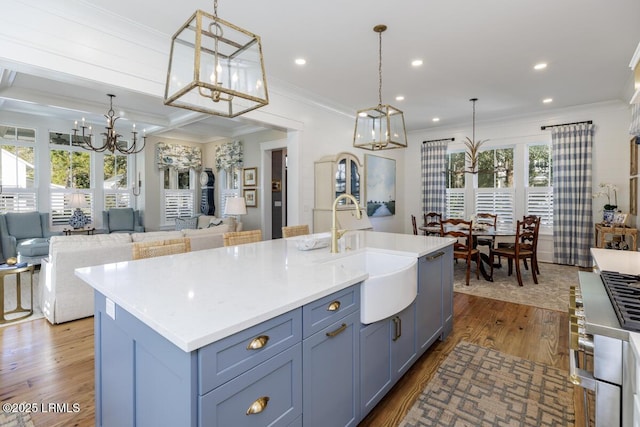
[603,206,617,225]
[593,183,618,225]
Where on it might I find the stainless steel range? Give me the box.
[570,269,640,427]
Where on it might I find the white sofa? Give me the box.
[39,225,234,324]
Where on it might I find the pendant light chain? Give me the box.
[378,29,383,107]
[213,0,218,17]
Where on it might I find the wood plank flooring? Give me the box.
[0,293,574,427]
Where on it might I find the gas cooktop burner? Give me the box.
[601,271,640,332]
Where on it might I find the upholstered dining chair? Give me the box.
[223,230,263,247]
[489,218,539,286]
[423,212,442,236]
[282,225,310,238]
[440,218,480,286]
[475,213,498,249]
[132,238,191,260]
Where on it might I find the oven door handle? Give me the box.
[570,348,596,391]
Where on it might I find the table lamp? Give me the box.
[68,193,90,229]
[224,197,247,229]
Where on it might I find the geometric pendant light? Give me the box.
[164,0,269,118]
[353,25,408,151]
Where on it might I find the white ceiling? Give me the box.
[1,0,639,141]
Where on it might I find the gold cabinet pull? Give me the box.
[246,396,270,415]
[425,251,445,261]
[246,335,269,350]
[327,301,341,311]
[326,323,347,337]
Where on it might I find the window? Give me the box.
[0,126,37,213]
[445,152,465,218]
[50,131,93,226]
[475,148,515,228]
[526,143,553,227]
[162,168,195,224]
[104,152,131,209]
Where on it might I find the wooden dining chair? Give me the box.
[475,213,497,249]
[132,238,191,260]
[489,218,539,286]
[521,215,541,275]
[223,230,263,247]
[423,212,442,236]
[411,215,419,235]
[282,224,310,238]
[440,218,480,286]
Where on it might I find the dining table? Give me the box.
[419,224,516,281]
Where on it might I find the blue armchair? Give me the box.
[102,208,144,233]
[0,212,61,264]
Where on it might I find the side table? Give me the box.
[0,264,35,324]
[594,223,638,251]
[63,227,96,236]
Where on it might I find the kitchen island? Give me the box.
[76,230,455,427]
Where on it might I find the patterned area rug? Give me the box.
[0,411,35,427]
[0,270,43,327]
[400,342,575,427]
[453,261,579,312]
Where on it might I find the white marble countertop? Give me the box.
[75,231,454,352]
[591,248,640,275]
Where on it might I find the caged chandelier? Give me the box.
[72,94,146,155]
[353,24,408,151]
[164,0,269,118]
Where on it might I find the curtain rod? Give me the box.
[540,120,592,130]
[422,137,455,143]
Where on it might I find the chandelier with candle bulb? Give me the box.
[72,94,146,155]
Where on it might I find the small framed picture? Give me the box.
[243,167,257,187]
[613,212,628,226]
[272,179,281,192]
[243,188,257,208]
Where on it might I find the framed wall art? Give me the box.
[243,188,258,208]
[631,136,638,176]
[631,177,638,216]
[243,167,257,187]
[364,154,396,217]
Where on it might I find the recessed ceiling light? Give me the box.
[295,58,306,65]
[396,95,405,101]
[534,62,547,70]
[432,117,440,122]
[543,98,553,103]
[411,59,423,67]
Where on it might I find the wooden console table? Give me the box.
[594,223,638,251]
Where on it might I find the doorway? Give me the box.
[271,149,287,239]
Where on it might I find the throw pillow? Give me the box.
[207,218,224,227]
[175,217,198,231]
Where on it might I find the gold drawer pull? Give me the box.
[327,301,341,311]
[246,396,270,415]
[246,335,269,350]
[326,323,347,337]
[425,251,445,261]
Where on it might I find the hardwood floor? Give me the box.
[0,293,573,427]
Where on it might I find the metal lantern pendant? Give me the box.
[353,25,407,151]
[164,0,269,118]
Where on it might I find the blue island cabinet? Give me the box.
[359,246,453,419]
[94,292,303,427]
[302,286,360,427]
[93,246,454,427]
